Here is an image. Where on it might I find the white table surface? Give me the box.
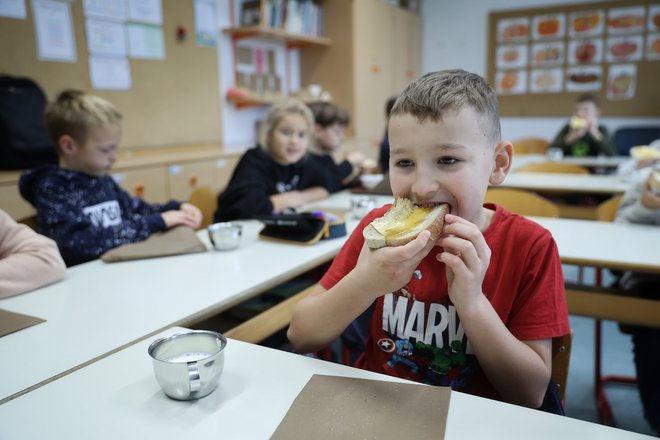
[0,192,396,403]
[511,154,629,171]
[500,172,631,194]
[0,326,652,440]
[531,217,660,274]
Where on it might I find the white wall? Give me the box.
[420,0,660,143]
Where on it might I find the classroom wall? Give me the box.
[420,0,660,143]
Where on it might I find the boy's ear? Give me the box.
[58,135,77,156]
[489,140,513,186]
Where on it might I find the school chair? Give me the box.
[188,186,217,230]
[18,214,38,231]
[485,188,560,217]
[592,194,636,426]
[613,126,660,156]
[512,137,550,155]
[551,331,573,405]
[516,162,590,174]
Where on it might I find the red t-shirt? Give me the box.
[320,203,570,401]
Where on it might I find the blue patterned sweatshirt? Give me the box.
[19,165,181,266]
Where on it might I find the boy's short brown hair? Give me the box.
[259,99,314,151]
[307,101,350,128]
[45,90,122,151]
[391,69,501,145]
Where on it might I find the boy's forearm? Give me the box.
[458,294,551,407]
[288,274,376,353]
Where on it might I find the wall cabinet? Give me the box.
[300,0,421,152]
[111,166,168,204]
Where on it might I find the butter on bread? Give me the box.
[363,198,449,249]
[569,116,587,129]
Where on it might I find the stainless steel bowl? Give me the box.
[207,222,242,250]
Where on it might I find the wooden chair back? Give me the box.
[596,194,623,222]
[18,214,38,231]
[552,331,573,403]
[188,186,216,229]
[485,188,560,217]
[517,162,590,174]
[512,138,550,155]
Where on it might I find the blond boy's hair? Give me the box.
[391,69,501,145]
[259,99,314,151]
[45,90,122,151]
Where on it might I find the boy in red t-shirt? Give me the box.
[287,69,569,408]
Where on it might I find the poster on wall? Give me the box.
[607,6,645,35]
[530,68,562,93]
[649,4,660,32]
[606,35,643,62]
[496,44,527,69]
[497,17,529,43]
[569,9,604,37]
[568,38,603,65]
[530,41,564,66]
[646,33,660,60]
[531,13,565,40]
[495,69,527,94]
[607,63,636,100]
[565,66,601,92]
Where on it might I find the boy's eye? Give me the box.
[439,157,458,165]
[395,159,414,168]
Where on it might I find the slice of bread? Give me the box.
[363,198,449,248]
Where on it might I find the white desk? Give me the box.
[500,172,631,195]
[0,327,651,440]
[532,217,660,274]
[0,202,378,403]
[511,154,629,172]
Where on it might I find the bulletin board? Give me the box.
[0,0,222,150]
[487,0,660,117]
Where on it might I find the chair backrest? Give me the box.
[18,214,38,231]
[512,138,550,155]
[516,162,590,174]
[596,194,623,222]
[552,331,573,403]
[485,188,560,217]
[188,186,216,229]
[614,126,660,155]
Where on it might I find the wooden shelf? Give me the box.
[223,26,331,48]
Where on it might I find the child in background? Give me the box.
[19,90,202,267]
[214,99,336,222]
[614,166,660,436]
[308,101,365,190]
[548,94,617,157]
[378,96,398,173]
[288,70,569,408]
[0,209,66,298]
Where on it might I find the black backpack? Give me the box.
[0,75,57,170]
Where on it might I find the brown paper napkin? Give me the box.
[101,226,207,263]
[271,374,451,440]
[0,309,45,337]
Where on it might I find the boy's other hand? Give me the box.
[354,230,435,299]
[641,174,660,210]
[436,214,491,313]
[180,202,203,228]
[161,208,202,229]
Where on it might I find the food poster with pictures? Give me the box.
[488,0,660,116]
[530,68,562,93]
[607,64,637,100]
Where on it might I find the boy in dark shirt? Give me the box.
[20,90,201,266]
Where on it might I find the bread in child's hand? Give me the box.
[363,198,449,249]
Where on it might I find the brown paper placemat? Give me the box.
[0,309,45,337]
[101,226,207,263]
[271,374,451,440]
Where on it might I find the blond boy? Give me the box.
[20,90,201,266]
